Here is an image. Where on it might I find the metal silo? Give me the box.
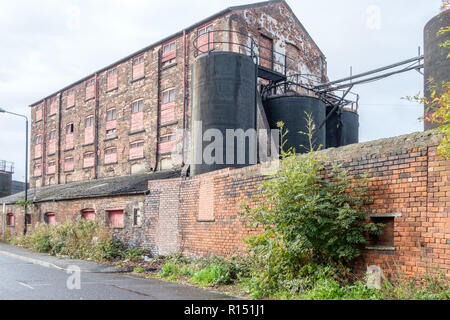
[262,95,326,153]
[191,52,257,176]
[326,107,359,148]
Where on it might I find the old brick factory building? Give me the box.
[1,1,449,278]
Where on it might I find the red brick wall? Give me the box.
[148,131,449,278]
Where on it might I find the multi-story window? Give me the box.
[132,55,145,80]
[34,135,43,158]
[67,88,75,108]
[158,134,176,154]
[107,67,118,91]
[84,115,94,145]
[130,100,144,132]
[104,147,117,164]
[160,88,176,125]
[35,104,43,122]
[83,152,95,168]
[106,108,117,137]
[64,157,74,172]
[197,24,213,52]
[129,140,144,160]
[85,78,95,100]
[48,130,57,155]
[65,123,74,150]
[47,160,56,175]
[162,41,176,67]
[33,163,42,177]
[48,96,57,115]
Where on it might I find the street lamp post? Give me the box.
[0,107,29,235]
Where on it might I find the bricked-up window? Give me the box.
[6,213,14,226]
[132,55,145,80]
[47,161,56,175]
[35,104,43,122]
[162,41,176,67]
[104,147,117,164]
[259,34,273,70]
[84,115,94,145]
[34,135,43,158]
[33,163,42,177]
[198,177,215,221]
[133,208,142,226]
[106,108,117,136]
[45,213,56,226]
[48,96,57,115]
[67,88,75,108]
[64,157,74,172]
[82,210,95,221]
[108,210,124,228]
[85,78,96,100]
[107,67,118,91]
[160,88,176,125]
[48,130,57,155]
[130,100,144,132]
[158,134,176,154]
[197,24,213,53]
[286,43,300,73]
[83,152,95,168]
[65,123,74,150]
[129,140,144,160]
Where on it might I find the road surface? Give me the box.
[0,253,234,300]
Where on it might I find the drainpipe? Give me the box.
[42,99,47,187]
[2,202,5,241]
[94,73,99,179]
[182,30,187,167]
[57,93,62,184]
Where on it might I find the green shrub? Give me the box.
[134,267,145,274]
[191,263,232,286]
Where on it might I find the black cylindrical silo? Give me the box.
[191,52,257,176]
[424,9,450,130]
[326,107,359,148]
[263,95,326,153]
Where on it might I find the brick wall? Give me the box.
[147,131,449,277]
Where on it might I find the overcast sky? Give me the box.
[0,0,442,182]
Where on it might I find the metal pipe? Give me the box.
[182,30,187,167]
[41,100,46,187]
[2,202,5,241]
[316,55,424,88]
[24,117,28,235]
[94,73,98,179]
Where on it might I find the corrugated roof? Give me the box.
[0,170,181,205]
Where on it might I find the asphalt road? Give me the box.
[0,253,234,300]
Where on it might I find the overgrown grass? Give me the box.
[154,254,449,300]
[7,220,148,262]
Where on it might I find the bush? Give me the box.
[191,264,232,286]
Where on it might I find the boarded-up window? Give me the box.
[197,25,213,53]
[158,134,176,154]
[82,210,95,221]
[85,78,95,100]
[130,140,144,160]
[259,34,273,69]
[34,135,42,158]
[35,104,43,122]
[65,123,74,150]
[64,157,74,172]
[33,163,42,177]
[108,210,124,228]
[162,41,177,67]
[107,68,118,90]
[131,100,144,132]
[286,43,300,73]
[83,152,95,168]
[45,213,56,226]
[47,161,56,175]
[198,177,215,221]
[105,147,117,164]
[160,88,176,125]
[67,88,75,108]
[132,55,145,80]
[48,96,57,115]
[84,116,94,145]
[48,130,56,155]
[6,213,14,226]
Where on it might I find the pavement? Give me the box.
[0,243,236,300]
